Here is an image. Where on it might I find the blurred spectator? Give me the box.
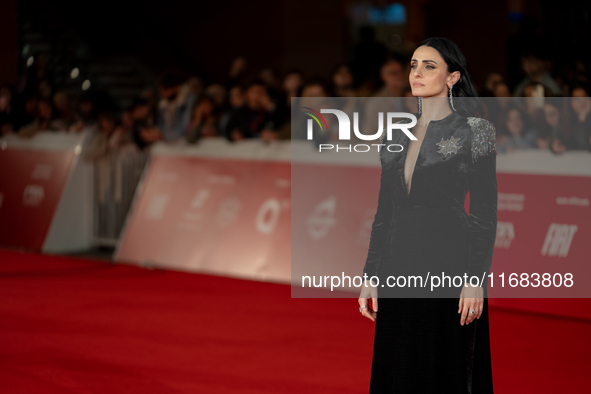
[292,78,337,142]
[38,79,53,100]
[0,84,20,135]
[219,85,245,134]
[497,106,539,153]
[556,60,589,96]
[332,64,356,97]
[226,56,248,90]
[69,92,99,133]
[132,119,163,150]
[85,111,119,160]
[374,56,407,98]
[282,69,304,109]
[187,76,204,97]
[332,63,360,116]
[299,78,329,98]
[130,97,152,124]
[485,82,511,128]
[363,56,407,136]
[21,94,38,128]
[492,81,511,98]
[19,98,67,137]
[157,69,196,141]
[186,94,220,144]
[555,84,591,152]
[109,109,135,150]
[52,91,73,130]
[260,67,282,96]
[105,98,148,151]
[140,87,158,116]
[273,69,305,140]
[513,53,561,97]
[224,78,284,142]
[481,73,505,96]
[519,82,553,133]
[204,84,226,108]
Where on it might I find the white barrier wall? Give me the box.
[0,130,94,253]
[116,138,591,319]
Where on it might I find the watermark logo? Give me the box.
[302,107,329,137]
[303,108,417,152]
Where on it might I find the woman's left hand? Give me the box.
[458,284,483,326]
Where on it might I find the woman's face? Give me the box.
[506,109,523,135]
[409,45,459,98]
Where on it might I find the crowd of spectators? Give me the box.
[1,44,590,159]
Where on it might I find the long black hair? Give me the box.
[416,37,485,118]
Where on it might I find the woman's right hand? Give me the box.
[358,279,378,322]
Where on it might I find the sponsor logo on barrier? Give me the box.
[498,193,525,211]
[190,189,210,210]
[31,164,53,180]
[495,221,515,249]
[556,196,590,206]
[216,196,241,228]
[207,175,236,185]
[541,223,578,257]
[306,195,337,240]
[256,198,289,234]
[146,194,170,219]
[22,185,44,207]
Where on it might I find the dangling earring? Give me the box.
[417,96,422,115]
[449,85,457,112]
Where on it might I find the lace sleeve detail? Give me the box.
[467,117,497,164]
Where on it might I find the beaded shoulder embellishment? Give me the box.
[467,117,497,163]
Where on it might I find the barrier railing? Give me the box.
[92,148,150,246]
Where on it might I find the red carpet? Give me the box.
[0,249,589,393]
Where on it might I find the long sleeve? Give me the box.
[466,118,498,286]
[363,152,395,280]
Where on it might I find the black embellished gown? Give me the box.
[363,111,497,393]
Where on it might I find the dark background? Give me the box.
[1,0,589,91]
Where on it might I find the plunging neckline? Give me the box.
[403,126,427,196]
[401,111,456,197]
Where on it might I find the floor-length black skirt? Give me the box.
[369,297,493,393]
[369,208,494,393]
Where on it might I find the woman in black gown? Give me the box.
[358,37,497,393]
